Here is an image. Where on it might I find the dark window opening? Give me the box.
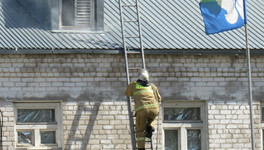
[165,130,178,150]
[17,109,55,123]
[61,0,95,29]
[164,107,201,122]
[187,129,201,150]
[18,131,33,144]
[41,131,56,144]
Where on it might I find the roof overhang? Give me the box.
[0,48,264,56]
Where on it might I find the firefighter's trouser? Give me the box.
[136,107,159,149]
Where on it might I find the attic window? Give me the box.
[61,0,95,30]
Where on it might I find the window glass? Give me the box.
[41,131,56,144]
[17,109,55,123]
[263,130,264,149]
[18,131,33,144]
[165,130,178,150]
[187,129,201,150]
[164,108,200,121]
[62,0,75,26]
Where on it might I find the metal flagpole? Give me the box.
[243,0,255,149]
[244,23,255,150]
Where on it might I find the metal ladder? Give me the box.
[119,0,153,150]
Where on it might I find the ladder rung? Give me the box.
[128,67,142,70]
[126,36,139,38]
[124,20,138,22]
[127,51,141,54]
[122,4,136,7]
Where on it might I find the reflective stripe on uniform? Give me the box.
[135,103,158,112]
[135,83,151,89]
[133,89,153,96]
[136,137,145,141]
[133,83,153,96]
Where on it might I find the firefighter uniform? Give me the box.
[125,81,162,149]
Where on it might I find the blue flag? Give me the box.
[200,0,246,35]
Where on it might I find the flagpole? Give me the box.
[243,0,255,148]
[244,23,255,150]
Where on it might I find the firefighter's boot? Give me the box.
[146,126,155,138]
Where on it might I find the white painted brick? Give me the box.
[221,144,232,148]
[220,110,231,114]
[103,125,114,130]
[208,110,219,114]
[2,55,264,149]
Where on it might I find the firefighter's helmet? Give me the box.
[138,69,149,81]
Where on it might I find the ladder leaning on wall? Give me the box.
[119,0,153,149]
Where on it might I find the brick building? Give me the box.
[0,0,264,150]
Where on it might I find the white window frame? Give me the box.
[14,101,63,150]
[162,100,208,150]
[260,102,264,150]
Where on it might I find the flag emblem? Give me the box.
[200,0,246,34]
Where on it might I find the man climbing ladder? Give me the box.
[125,69,162,150]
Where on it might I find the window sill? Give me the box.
[16,147,61,150]
[163,120,203,123]
[163,122,203,128]
[51,29,105,34]
[16,122,57,125]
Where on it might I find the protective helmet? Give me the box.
[138,69,149,81]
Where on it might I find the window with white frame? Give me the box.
[14,101,63,149]
[61,0,95,29]
[261,102,264,150]
[163,101,207,150]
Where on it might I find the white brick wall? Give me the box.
[0,102,16,150]
[62,101,132,150]
[208,103,261,150]
[0,54,264,149]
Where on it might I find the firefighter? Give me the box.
[125,69,162,150]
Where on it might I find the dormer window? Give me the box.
[61,0,95,29]
[52,0,104,32]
